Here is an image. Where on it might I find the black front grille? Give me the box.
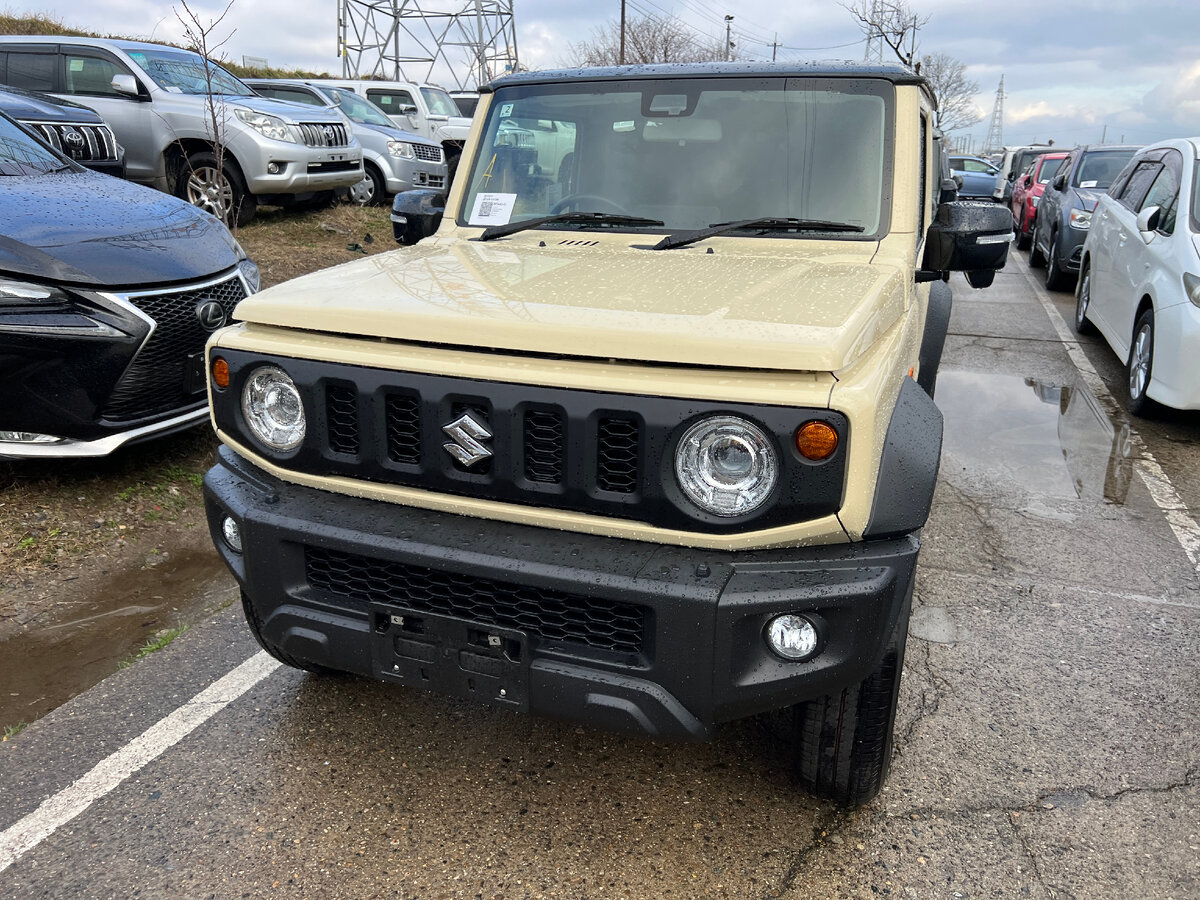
[30,122,119,162]
[412,143,442,163]
[211,352,849,534]
[103,275,246,422]
[297,122,350,148]
[524,409,564,484]
[306,545,647,654]
[597,417,639,493]
[326,383,359,455]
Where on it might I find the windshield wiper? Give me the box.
[651,217,865,251]
[477,212,665,242]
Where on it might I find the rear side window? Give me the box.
[5,51,55,91]
[257,86,322,107]
[1142,151,1182,234]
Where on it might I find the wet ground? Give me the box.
[1,253,1197,898]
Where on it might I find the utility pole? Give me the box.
[619,0,626,65]
[1100,124,1108,144]
[725,15,733,62]
[772,32,778,62]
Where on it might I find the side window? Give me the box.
[6,52,56,91]
[1117,161,1161,212]
[367,89,415,114]
[62,53,127,97]
[1106,156,1140,199]
[266,87,323,107]
[1142,150,1182,234]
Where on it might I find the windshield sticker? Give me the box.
[1080,180,1098,188]
[499,103,514,117]
[69,59,84,72]
[468,192,518,226]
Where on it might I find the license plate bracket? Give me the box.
[369,604,530,711]
[183,352,207,395]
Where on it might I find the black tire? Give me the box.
[240,590,331,673]
[177,150,256,227]
[1016,210,1031,250]
[1074,263,1096,334]
[790,592,911,807]
[1029,221,1046,267]
[1127,308,1158,417]
[1044,232,1070,290]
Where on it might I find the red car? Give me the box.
[1012,151,1067,249]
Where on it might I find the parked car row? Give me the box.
[1007,137,1200,417]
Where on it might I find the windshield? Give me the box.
[421,87,460,117]
[123,46,251,96]
[0,114,74,176]
[328,87,394,127]
[1074,149,1137,189]
[458,76,891,236]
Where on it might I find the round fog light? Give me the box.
[221,516,243,553]
[766,614,819,661]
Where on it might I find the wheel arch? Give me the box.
[166,138,249,193]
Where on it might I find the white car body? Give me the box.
[1080,136,1200,411]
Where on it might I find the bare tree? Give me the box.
[174,0,247,227]
[920,52,981,134]
[843,0,928,68]
[565,13,725,67]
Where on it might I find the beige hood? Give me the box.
[233,233,907,373]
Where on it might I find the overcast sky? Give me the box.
[13,0,1200,152]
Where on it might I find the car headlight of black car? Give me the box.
[0,278,70,307]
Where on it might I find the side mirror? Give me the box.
[399,104,419,117]
[939,176,959,205]
[392,189,445,245]
[111,74,141,98]
[1053,172,1067,191]
[918,201,1013,288]
[1136,205,1161,240]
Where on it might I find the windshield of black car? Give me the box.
[123,47,251,96]
[457,76,891,237]
[1074,150,1138,189]
[0,115,75,176]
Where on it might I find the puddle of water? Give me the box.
[937,369,1133,506]
[0,549,233,729]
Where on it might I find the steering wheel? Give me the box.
[550,194,629,215]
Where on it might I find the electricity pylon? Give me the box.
[983,75,1006,156]
[337,0,518,90]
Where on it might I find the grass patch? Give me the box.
[118,625,189,669]
[3,721,28,741]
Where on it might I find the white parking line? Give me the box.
[1020,263,1200,576]
[0,651,280,873]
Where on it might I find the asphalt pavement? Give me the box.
[1,252,1196,899]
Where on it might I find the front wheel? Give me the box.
[1016,210,1031,250]
[789,593,911,807]
[1029,222,1046,267]
[348,163,387,206]
[177,150,255,227]
[1045,233,1070,290]
[1074,264,1096,334]
[1127,309,1158,417]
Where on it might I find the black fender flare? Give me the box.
[916,280,953,396]
[863,377,943,539]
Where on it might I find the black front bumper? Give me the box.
[205,445,919,740]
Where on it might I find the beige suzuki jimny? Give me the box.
[203,63,1011,806]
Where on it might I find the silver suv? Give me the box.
[245,79,446,206]
[0,37,365,225]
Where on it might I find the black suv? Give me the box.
[0,85,124,177]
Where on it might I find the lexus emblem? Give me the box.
[63,129,85,147]
[442,413,492,467]
[195,300,227,331]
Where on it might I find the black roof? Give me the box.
[483,61,928,93]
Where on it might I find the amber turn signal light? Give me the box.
[795,421,838,460]
[212,357,230,390]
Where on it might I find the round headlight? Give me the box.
[241,365,305,450]
[675,416,778,517]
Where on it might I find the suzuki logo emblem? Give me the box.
[442,413,492,467]
[195,300,227,331]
